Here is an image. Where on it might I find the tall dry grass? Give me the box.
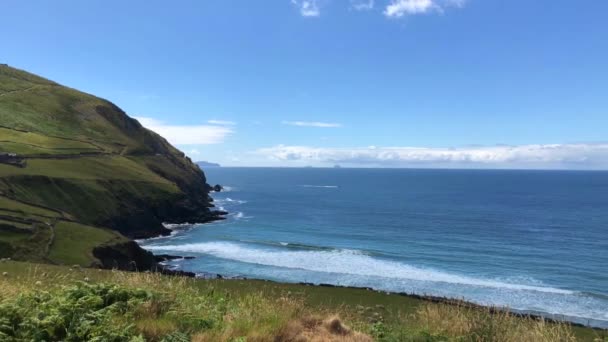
[274,315,373,342]
[413,303,578,342]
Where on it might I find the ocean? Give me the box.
[140,168,608,328]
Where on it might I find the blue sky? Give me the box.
[2,0,608,169]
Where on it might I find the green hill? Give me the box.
[0,64,224,269]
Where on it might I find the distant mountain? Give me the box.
[0,64,225,270]
[197,161,221,168]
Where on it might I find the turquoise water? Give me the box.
[140,168,608,327]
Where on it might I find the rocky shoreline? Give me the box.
[93,187,228,275]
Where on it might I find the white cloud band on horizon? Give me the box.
[255,143,608,169]
[282,120,343,128]
[135,117,233,145]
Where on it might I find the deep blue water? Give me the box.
[141,168,608,327]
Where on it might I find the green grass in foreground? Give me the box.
[1,262,605,342]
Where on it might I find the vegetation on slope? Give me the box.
[1,261,603,342]
[0,64,223,268]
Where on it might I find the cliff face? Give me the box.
[0,64,223,268]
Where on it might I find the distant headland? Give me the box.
[197,161,221,168]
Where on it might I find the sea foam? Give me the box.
[144,241,571,294]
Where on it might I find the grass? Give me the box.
[0,229,30,241]
[0,65,56,94]
[0,195,128,266]
[0,262,604,342]
[0,205,59,263]
[0,215,128,266]
[408,303,580,341]
[0,177,180,229]
[4,224,53,263]
[0,195,62,218]
[0,219,31,230]
[0,64,194,160]
[0,141,98,156]
[47,221,127,267]
[0,127,100,156]
[0,156,177,184]
[0,210,56,224]
[0,83,135,148]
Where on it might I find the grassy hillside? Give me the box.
[0,64,223,268]
[0,261,603,342]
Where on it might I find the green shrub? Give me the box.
[0,282,149,341]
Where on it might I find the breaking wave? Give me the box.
[144,242,570,294]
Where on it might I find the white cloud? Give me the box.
[351,0,374,11]
[291,0,321,17]
[255,143,608,169]
[208,119,236,126]
[289,0,464,18]
[385,0,436,17]
[384,0,465,17]
[186,148,201,155]
[135,117,233,145]
[282,121,343,128]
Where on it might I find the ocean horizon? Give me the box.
[140,167,608,328]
